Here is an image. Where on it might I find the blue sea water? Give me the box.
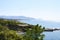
[44,30,60,40]
[21,20,60,40]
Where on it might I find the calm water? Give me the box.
[44,30,60,40]
[21,20,60,40]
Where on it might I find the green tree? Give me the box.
[0,25,21,40]
[0,18,45,40]
[23,24,45,40]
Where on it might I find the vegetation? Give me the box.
[0,18,45,40]
[23,24,45,40]
[0,25,21,40]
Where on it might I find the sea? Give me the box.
[44,30,60,40]
[21,20,60,40]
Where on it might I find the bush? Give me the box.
[23,24,45,40]
[0,25,21,40]
[0,18,45,40]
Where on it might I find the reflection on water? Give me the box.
[44,30,60,40]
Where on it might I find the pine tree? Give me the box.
[23,24,45,40]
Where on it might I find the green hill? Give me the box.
[0,18,45,40]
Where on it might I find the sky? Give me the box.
[0,0,60,22]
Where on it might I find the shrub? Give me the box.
[23,24,45,40]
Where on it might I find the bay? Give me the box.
[21,20,60,40]
[44,30,60,40]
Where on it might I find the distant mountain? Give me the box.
[0,16,35,20]
[0,16,60,28]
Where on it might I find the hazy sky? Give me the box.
[0,0,60,22]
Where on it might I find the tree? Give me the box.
[23,24,45,40]
[0,18,45,40]
[0,25,21,40]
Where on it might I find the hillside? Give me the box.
[0,16,60,28]
[0,18,33,32]
[0,18,44,40]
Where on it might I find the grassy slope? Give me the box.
[0,18,33,32]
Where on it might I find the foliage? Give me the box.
[0,25,21,40]
[0,18,45,40]
[0,18,25,31]
[0,18,24,26]
[23,24,45,40]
